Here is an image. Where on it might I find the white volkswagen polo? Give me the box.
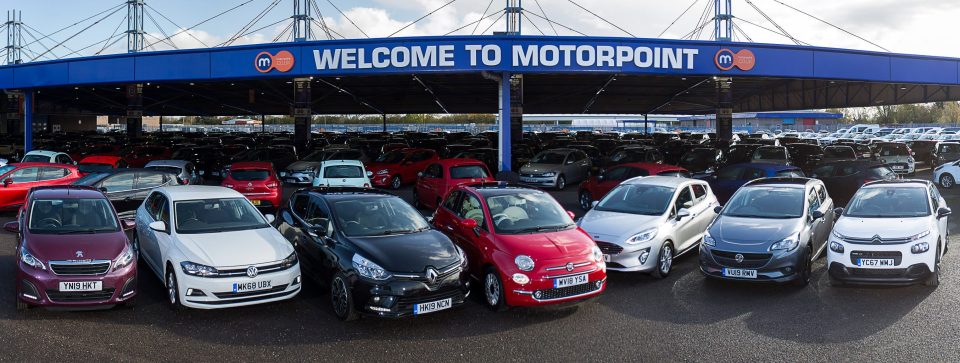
[135,186,301,309]
[827,180,949,287]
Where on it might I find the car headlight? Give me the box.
[352,254,391,280]
[20,248,46,271]
[703,231,716,247]
[514,255,535,272]
[829,241,844,253]
[280,251,298,269]
[542,172,556,177]
[591,246,603,262]
[113,245,134,271]
[376,169,390,175]
[180,261,220,277]
[769,234,800,252]
[625,228,658,245]
[911,242,930,254]
[909,230,930,241]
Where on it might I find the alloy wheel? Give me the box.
[942,174,954,189]
[557,176,566,190]
[331,276,348,317]
[391,176,401,189]
[485,273,501,306]
[579,192,592,210]
[660,244,673,275]
[166,273,177,305]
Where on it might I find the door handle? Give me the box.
[445,225,454,231]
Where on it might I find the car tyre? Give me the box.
[555,175,566,190]
[483,266,508,312]
[331,272,358,321]
[579,191,592,211]
[651,241,674,279]
[925,244,942,287]
[793,245,813,287]
[165,267,184,311]
[940,174,955,189]
[390,176,402,190]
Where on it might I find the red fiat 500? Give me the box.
[221,161,282,213]
[7,186,138,310]
[414,158,495,210]
[0,163,82,211]
[578,162,689,210]
[366,148,439,189]
[433,183,606,310]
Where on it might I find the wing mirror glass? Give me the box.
[264,214,276,224]
[810,210,825,221]
[713,205,723,214]
[3,178,12,187]
[566,211,576,220]
[148,221,166,232]
[461,218,478,229]
[833,207,844,216]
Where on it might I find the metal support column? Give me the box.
[126,84,143,138]
[292,0,312,42]
[716,77,733,141]
[158,115,163,132]
[4,92,20,135]
[714,0,733,42]
[504,0,522,35]
[643,114,648,135]
[126,0,145,53]
[382,114,387,133]
[497,72,523,178]
[260,114,265,133]
[5,10,23,65]
[23,91,32,152]
[293,78,312,149]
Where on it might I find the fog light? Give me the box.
[512,273,529,285]
[185,288,206,297]
[639,251,650,264]
[533,291,542,299]
[369,306,390,312]
[911,242,930,254]
[829,241,844,253]
[293,276,301,285]
[595,281,603,288]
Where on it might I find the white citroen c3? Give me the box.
[135,186,301,309]
[827,180,950,287]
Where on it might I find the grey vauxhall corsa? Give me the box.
[519,148,592,190]
[699,177,836,286]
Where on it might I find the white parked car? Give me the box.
[135,186,301,309]
[827,180,949,287]
[20,150,73,164]
[934,161,960,188]
[578,176,718,277]
[312,160,373,188]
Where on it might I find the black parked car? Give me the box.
[275,187,470,321]
[71,169,180,217]
[785,143,824,174]
[679,147,722,176]
[809,160,897,206]
[932,141,960,166]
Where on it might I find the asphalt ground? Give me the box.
[2,167,960,362]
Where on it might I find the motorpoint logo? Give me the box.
[255,50,295,73]
[715,48,756,71]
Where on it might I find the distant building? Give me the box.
[678,110,844,131]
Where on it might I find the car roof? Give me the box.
[28,185,104,200]
[725,162,800,171]
[319,159,364,167]
[145,160,189,168]
[230,161,273,170]
[24,150,60,157]
[863,179,931,188]
[611,162,686,172]
[80,155,122,163]
[743,177,814,188]
[158,186,243,200]
[622,176,703,187]
[8,162,78,170]
[435,158,487,167]
[301,187,396,199]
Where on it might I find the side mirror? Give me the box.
[3,221,19,233]
[121,219,136,231]
[98,187,108,193]
[366,171,373,177]
[566,210,576,219]
[810,210,825,221]
[937,207,952,219]
[833,207,844,216]
[461,218,478,230]
[676,208,691,221]
[3,178,11,187]
[713,205,723,214]
[264,214,276,224]
[307,225,327,238]
[148,221,166,232]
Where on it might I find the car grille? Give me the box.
[214,259,297,278]
[595,241,623,255]
[393,262,463,290]
[395,288,464,311]
[840,235,911,245]
[521,173,549,178]
[535,281,603,301]
[213,284,289,299]
[49,260,111,276]
[46,288,116,303]
[711,250,772,269]
[850,251,903,265]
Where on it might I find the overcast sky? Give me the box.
[4,0,959,60]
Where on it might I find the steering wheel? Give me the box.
[492,213,511,225]
[343,221,362,230]
[38,218,61,229]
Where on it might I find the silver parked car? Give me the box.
[519,148,592,189]
[144,160,203,185]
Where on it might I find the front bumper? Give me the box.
[826,239,936,285]
[505,264,606,307]
[179,264,301,309]
[371,174,394,187]
[597,241,657,272]
[281,171,315,185]
[699,244,805,283]
[17,260,138,308]
[352,269,470,318]
[519,175,558,187]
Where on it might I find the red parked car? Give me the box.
[366,148,439,189]
[6,185,138,310]
[578,162,690,211]
[220,161,282,213]
[0,163,82,211]
[413,158,495,210]
[433,183,606,310]
[77,155,129,176]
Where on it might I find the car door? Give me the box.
[805,187,825,252]
[417,163,443,209]
[929,185,949,242]
[0,167,43,208]
[816,184,835,247]
[139,192,171,274]
[712,165,745,203]
[99,173,138,214]
[688,182,715,237]
[452,192,487,274]
[136,192,162,271]
[575,151,592,181]
[596,166,632,198]
[432,190,462,236]
[291,194,335,280]
[670,186,698,250]
[132,172,169,212]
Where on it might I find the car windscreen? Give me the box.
[486,191,574,234]
[174,198,268,234]
[754,148,786,160]
[596,184,674,216]
[845,187,930,218]
[375,151,405,164]
[28,198,119,234]
[230,169,269,181]
[21,155,48,163]
[147,166,182,175]
[450,165,489,179]
[331,197,429,237]
[530,151,567,164]
[78,163,115,174]
[304,150,335,162]
[657,171,691,178]
[682,149,714,163]
[0,165,15,176]
[824,147,856,158]
[723,187,804,219]
[324,165,363,178]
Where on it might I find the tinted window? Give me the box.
[20,155,49,163]
[331,197,429,237]
[486,191,573,234]
[723,187,805,218]
[717,166,743,181]
[9,167,40,183]
[692,184,707,201]
[423,164,442,178]
[811,165,835,178]
[602,167,630,181]
[38,167,69,181]
[135,173,166,189]
[845,187,929,218]
[101,173,136,192]
[657,170,690,178]
[674,187,694,212]
[80,163,117,174]
[292,194,309,216]
[231,169,269,181]
[174,198,268,234]
[596,184,674,215]
[324,165,363,178]
[450,165,489,179]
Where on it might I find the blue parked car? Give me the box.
[703,163,805,203]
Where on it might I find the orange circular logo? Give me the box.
[254,50,295,73]
[715,49,756,71]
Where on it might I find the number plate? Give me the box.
[250,199,261,206]
[554,273,588,288]
[232,280,271,293]
[722,268,758,279]
[857,258,896,267]
[892,165,905,170]
[59,281,102,292]
[413,298,452,315]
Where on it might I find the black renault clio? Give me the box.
[276,187,469,321]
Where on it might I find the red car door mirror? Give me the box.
[2,178,11,187]
[461,218,478,230]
